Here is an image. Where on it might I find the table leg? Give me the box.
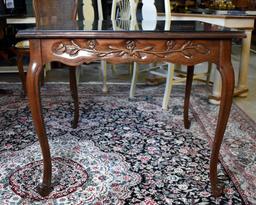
[210,41,234,197]
[184,65,194,129]
[69,67,79,129]
[210,29,252,103]
[236,29,252,97]
[209,64,221,105]
[27,61,52,197]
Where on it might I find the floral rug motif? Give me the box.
[0,83,255,204]
[9,157,89,200]
[1,139,140,204]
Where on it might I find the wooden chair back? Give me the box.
[79,0,103,21]
[32,0,78,26]
[141,0,171,30]
[141,0,171,20]
[111,0,138,21]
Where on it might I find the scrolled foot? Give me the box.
[211,184,224,198]
[233,86,248,97]
[36,183,53,197]
[102,86,108,93]
[184,120,191,129]
[71,121,78,129]
[208,97,220,105]
[236,90,248,97]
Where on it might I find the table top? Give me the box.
[17,20,245,39]
[172,12,256,19]
[187,7,256,17]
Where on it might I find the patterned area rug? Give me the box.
[0,83,255,205]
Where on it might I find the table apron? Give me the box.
[36,39,221,66]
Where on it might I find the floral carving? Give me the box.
[108,41,156,58]
[52,40,210,60]
[166,41,210,59]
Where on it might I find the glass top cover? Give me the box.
[27,20,234,32]
[16,20,245,39]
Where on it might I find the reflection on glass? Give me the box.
[141,0,157,30]
[34,20,233,33]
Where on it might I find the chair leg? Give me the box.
[184,65,194,129]
[75,66,81,83]
[206,62,212,86]
[16,51,27,95]
[69,67,79,129]
[129,63,133,76]
[111,64,117,76]
[162,63,175,110]
[101,60,108,93]
[40,66,45,87]
[129,62,138,98]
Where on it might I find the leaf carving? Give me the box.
[52,40,210,60]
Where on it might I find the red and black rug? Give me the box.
[0,83,255,204]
